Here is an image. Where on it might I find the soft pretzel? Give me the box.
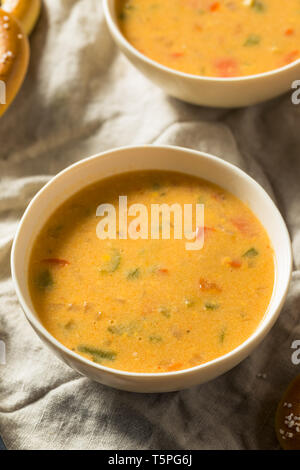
[0,9,29,117]
[1,0,41,36]
[0,0,41,116]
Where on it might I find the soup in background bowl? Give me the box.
[103,0,300,107]
[117,0,300,77]
[11,146,292,392]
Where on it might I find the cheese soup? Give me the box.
[117,0,300,77]
[29,171,274,373]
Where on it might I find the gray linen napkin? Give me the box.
[0,0,299,450]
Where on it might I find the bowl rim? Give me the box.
[103,0,300,83]
[11,145,293,379]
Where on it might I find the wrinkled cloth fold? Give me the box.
[0,0,300,450]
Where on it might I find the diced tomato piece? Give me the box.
[212,192,226,202]
[285,28,294,36]
[199,278,221,292]
[222,257,242,268]
[196,226,216,239]
[203,226,216,240]
[229,260,242,268]
[231,217,255,236]
[158,268,169,274]
[195,24,203,32]
[210,2,220,12]
[204,226,216,233]
[171,52,185,58]
[42,258,70,266]
[167,363,183,372]
[215,58,238,77]
[284,50,299,65]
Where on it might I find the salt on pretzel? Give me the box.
[0,9,29,117]
[0,1,41,116]
[1,0,41,36]
[275,375,300,450]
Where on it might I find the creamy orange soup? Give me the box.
[117,0,300,77]
[29,171,274,373]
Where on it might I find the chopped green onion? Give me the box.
[158,306,171,318]
[243,247,259,258]
[244,34,261,46]
[219,328,226,344]
[149,335,162,343]
[126,267,141,280]
[184,298,195,308]
[107,321,137,336]
[48,224,63,238]
[152,181,162,191]
[98,250,121,274]
[77,345,116,363]
[35,270,53,290]
[205,302,219,310]
[64,320,76,331]
[251,0,266,12]
[108,325,124,335]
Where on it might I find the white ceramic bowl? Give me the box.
[103,0,300,108]
[11,145,292,393]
